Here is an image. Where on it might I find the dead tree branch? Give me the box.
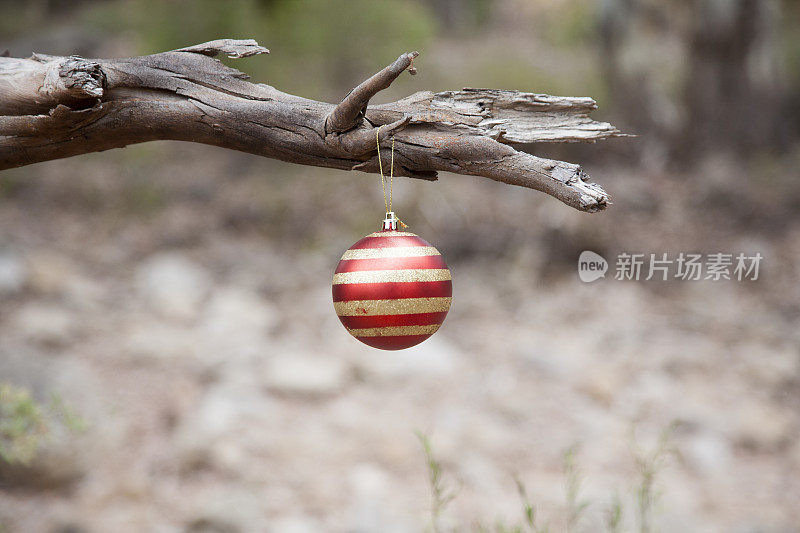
[326,51,417,134]
[0,39,624,212]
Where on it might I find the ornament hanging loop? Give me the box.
[383,211,398,231]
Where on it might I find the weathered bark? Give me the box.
[0,39,623,212]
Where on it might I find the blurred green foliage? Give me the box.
[420,428,677,533]
[781,0,800,86]
[261,0,435,93]
[81,0,268,54]
[77,0,436,99]
[0,383,47,465]
[0,383,87,466]
[49,393,90,434]
[1,0,795,179]
[544,1,597,49]
[0,1,50,39]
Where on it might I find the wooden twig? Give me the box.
[0,40,624,212]
[326,51,417,134]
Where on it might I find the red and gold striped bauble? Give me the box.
[332,220,452,350]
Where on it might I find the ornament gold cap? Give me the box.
[382,211,398,231]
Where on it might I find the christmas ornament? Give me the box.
[332,131,452,350]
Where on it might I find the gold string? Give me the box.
[389,136,394,213]
[376,127,388,214]
[376,127,408,229]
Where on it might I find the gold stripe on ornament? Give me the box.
[348,324,441,337]
[334,297,452,316]
[332,268,451,285]
[340,246,440,260]
[365,231,419,238]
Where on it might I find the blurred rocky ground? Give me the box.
[1,0,799,532]
[0,142,798,532]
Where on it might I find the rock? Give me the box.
[11,302,78,347]
[347,463,390,532]
[26,251,75,295]
[268,516,322,533]
[264,354,349,396]
[202,287,277,333]
[684,431,734,475]
[0,248,26,294]
[174,379,275,474]
[185,489,266,533]
[0,453,84,492]
[0,427,88,492]
[731,402,794,450]
[122,322,198,361]
[346,463,415,533]
[62,275,105,312]
[185,517,239,533]
[135,253,211,321]
[51,523,89,533]
[735,342,799,388]
[517,337,567,377]
[353,335,458,381]
[576,364,623,406]
[792,439,800,469]
[177,384,248,442]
